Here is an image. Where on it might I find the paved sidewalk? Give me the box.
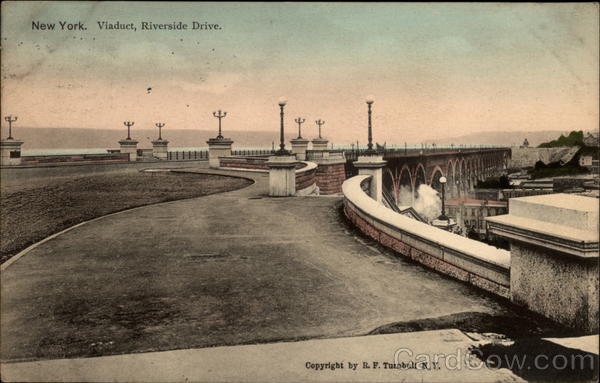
[0,167,569,381]
[0,329,523,382]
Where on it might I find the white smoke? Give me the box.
[397,185,413,206]
[413,184,442,222]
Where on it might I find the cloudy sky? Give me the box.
[1,2,598,144]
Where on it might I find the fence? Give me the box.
[167,150,208,161]
[166,149,273,161]
[231,149,274,156]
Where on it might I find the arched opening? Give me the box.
[458,159,465,195]
[430,167,444,194]
[415,164,426,190]
[382,168,396,204]
[446,160,456,198]
[398,166,413,206]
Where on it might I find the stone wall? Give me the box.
[219,156,270,170]
[296,165,317,191]
[315,163,346,194]
[343,175,511,299]
[487,193,599,334]
[20,153,130,164]
[510,242,598,333]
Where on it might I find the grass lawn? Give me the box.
[0,172,252,264]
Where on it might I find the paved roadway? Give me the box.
[1,168,554,364]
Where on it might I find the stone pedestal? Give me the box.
[290,138,310,161]
[119,139,139,161]
[207,138,233,168]
[487,194,599,334]
[311,138,329,151]
[151,139,169,160]
[353,155,387,203]
[0,139,24,166]
[267,155,299,197]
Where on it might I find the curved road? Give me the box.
[1,168,542,362]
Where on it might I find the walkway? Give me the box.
[1,329,523,382]
[1,168,560,374]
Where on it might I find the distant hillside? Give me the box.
[8,127,595,151]
[423,130,580,147]
[6,127,282,150]
[537,130,584,148]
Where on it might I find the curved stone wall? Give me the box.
[218,155,270,170]
[343,175,511,298]
[296,161,318,195]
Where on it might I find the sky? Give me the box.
[1,2,598,144]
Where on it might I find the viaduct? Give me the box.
[377,148,511,204]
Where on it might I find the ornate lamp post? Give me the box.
[4,115,17,140]
[439,176,448,221]
[276,97,289,155]
[315,119,325,139]
[119,121,138,161]
[212,110,227,139]
[152,122,169,160]
[294,117,305,139]
[124,121,134,140]
[155,122,165,140]
[365,95,376,155]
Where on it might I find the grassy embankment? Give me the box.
[0,172,252,264]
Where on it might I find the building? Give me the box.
[583,132,598,147]
[446,196,508,237]
[579,155,599,174]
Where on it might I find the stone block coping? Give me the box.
[487,193,599,258]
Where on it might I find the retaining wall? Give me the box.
[219,156,270,170]
[343,175,511,298]
[296,162,317,193]
[315,162,346,194]
[21,153,129,164]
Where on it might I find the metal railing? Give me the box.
[382,186,402,213]
[167,150,208,161]
[231,149,274,156]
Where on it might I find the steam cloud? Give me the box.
[412,184,442,221]
[397,185,414,206]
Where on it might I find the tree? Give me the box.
[538,130,584,148]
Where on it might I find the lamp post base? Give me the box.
[290,138,310,160]
[267,155,298,196]
[118,139,139,161]
[0,139,24,166]
[311,138,329,151]
[207,137,234,168]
